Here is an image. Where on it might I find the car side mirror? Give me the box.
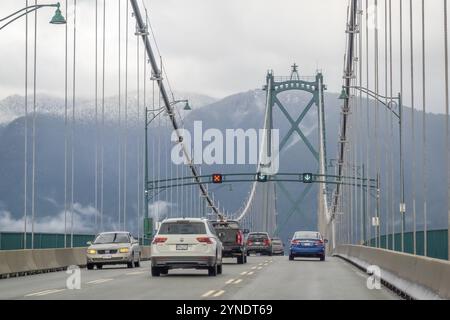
[243,229,250,234]
[324,239,329,243]
[86,241,92,246]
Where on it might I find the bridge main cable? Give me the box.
[129,0,222,219]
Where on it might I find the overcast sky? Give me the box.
[0,0,448,114]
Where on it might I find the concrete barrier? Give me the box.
[141,246,151,260]
[0,246,152,278]
[0,251,12,276]
[334,245,450,299]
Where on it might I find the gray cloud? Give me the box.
[0,0,447,114]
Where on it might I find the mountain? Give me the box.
[0,89,447,245]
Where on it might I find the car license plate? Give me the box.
[176,244,188,251]
[303,242,312,246]
[255,242,261,245]
[103,254,112,259]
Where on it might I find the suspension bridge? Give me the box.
[0,0,449,300]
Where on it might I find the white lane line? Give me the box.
[126,271,146,275]
[247,271,254,275]
[258,263,264,266]
[240,271,248,275]
[25,289,65,297]
[202,290,216,297]
[257,267,263,270]
[213,290,225,297]
[251,266,257,270]
[225,279,235,284]
[87,278,114,285]
[233,279,243,284]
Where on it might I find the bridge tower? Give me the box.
[262,64,330,237]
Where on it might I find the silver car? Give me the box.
[86,232,141,270]
[271,237,285,256]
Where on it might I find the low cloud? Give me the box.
[0,203,98,234]
[148,200,173,221]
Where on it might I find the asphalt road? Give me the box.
[0,256,398,300]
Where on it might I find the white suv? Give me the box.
[151,218,223,277]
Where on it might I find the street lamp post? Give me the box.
[340,86,404,251]
[0,2,66,31]
[143,100,191,240]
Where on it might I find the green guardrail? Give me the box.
[365,229,448,260]
[0,232,152,250]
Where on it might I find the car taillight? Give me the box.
[236,231,243,245]
[316,240,324,245]
[291,239,300,245]
[264,239,270,246]
[197,237,213,244]
[247,240,253,246]
[152,237,167,244]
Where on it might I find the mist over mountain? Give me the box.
[0,89,447,245]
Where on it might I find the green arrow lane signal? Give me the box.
[256,172,268,182]
[302,173,313,183]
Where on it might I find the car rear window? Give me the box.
[212,221,240,229]
[158,221,206,235]
[272,240,282,245]
[293,231,320,240]
[248,233,269,241]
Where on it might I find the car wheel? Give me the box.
[151,266,161,277]
[237,254,244,264]
[268,251,273,256]
[320,255,325,261]
[135,254,141,268]
[217,263,223,275]
[289,254,294,261]
[208,264,218,277]
[96,264,103,269]
[86,263,94,270]
[160,268,169,275]
[127,258,135,268]
[244,254,248,264]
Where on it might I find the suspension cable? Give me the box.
[31,0,38,249]
[410,0,417,254]
[421,0,427,256]
[64,0,68,247]
[23,0,29,249]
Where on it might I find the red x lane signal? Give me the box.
[212,174,223,184]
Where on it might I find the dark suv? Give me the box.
[246,232,272,256]
[211,220,248,264]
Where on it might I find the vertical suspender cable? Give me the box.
[410,0,417,255]
[31,0,38,249]
[421,0,427,256]
[365,0,371,245]
[94,0,99,233]
[124,0,129,230]
[374,0,381,248]
[389,0,395,250]
[100,0,106,231]
[384,0,389,249]
[400,0,405,252]
[23,0,29,249]
[70,0,77,248]
[118,0,122,228]
[64,0,68,247]
[137,28,141,238]
[445,0,450,262]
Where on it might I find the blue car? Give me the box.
[289,231,328,261]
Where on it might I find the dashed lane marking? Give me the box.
[233,279,243,284]
[213,290,225,297]
[257,267,263,270]
[25,289,65,297]
[202,290,216,297]
[225,279,235,284]
[87,278,114,285]
[126,271,146,275]
[251,266,257,270]
[247,271,254,275]
[240,271,248,275]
